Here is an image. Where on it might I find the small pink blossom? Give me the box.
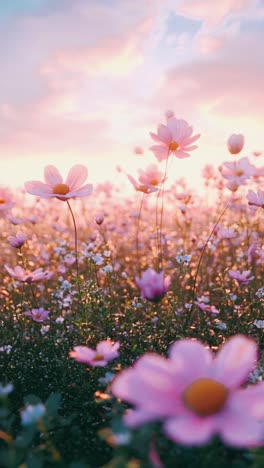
[219,157,256,191]
[4,265,53,283]
[112,335,264,448]
[218,227,237,240]
[95,213,104,225]
[0,187,14,213]
[136,268,171,303]
[24,308,50,322]
[247,189,264,209]
[228,270,254,285]
[7,232,27,248]
[202,164,217,182]
[138,164,165,187]
[134,146,144,155]
[227,134,244,155]
[165,109,175,120]
[127,175,158,194]
[195,302,220,314]
[150,117,200,161]
[25,165,93,201]
[70,340,120,367]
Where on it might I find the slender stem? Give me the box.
[136,193,145,273]
[158,157,170,269]
[66,200,80,293]
[192,199,231,300]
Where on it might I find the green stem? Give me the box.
[192,199,231,301]
[66,200,80,294]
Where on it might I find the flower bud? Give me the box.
[227,134,244,155]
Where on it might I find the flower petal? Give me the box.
[157,124,172,144]
[169,339,212,385]
[66,184,93,199]
[124,409,158,427]
[150,145,169,161]
[164,415,215,446]
[219,404,263,448]
[173,150,190,159]
[211,335,258,389]
[66,165,88,191]
[44,166,63,186]
[24,181,53,198]
[112,354,184,415]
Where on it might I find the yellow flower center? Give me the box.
[0,198,6,204]
[169,141,179,152]
[150,178,159,186]
[93,353,104,362]
[52,183,70,195]
[183,378,229,417]
[235,170,243,177]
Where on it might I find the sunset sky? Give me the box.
[0,0,263,190]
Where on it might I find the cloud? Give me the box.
[176,0,254,26]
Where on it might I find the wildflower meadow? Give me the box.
[1,114,264,467]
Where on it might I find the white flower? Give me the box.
[40,325,50,335]
[0,345,12,354]
[0,383,14,396]
[55,316,65,324]
[21,404,46,425]
[92,253,104,265]
[101,265,113,274]
[215,321,227,331]
[254,320,264,329]
[256,287,264,298]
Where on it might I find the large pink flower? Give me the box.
[112,335,264,448]
[70,340,120,367]
[150,117,200,162]
[5,265,52,283]
[25,165,93,201]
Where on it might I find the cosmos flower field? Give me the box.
[1,115,264,467]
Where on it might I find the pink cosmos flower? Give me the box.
[218,227,237,240]
[227,134,244,155]
[228,270,254,285]
[202,164,217,183]
[134,146,144,155]
[194,302,220,314]
[7,231,27,248]
[136,268,171,303]
[0,187,14,213]
[138,164,165,188]
[219,157,256,191]
[24,308,50,322]
[24,165,93,201]
[150,117,200,161]
[247,189,264,209]
[112,335,264,448]
[4,265,52,283]
[127,175,159,194]
[70,340,120,367]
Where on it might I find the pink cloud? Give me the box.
[177,0,254,26]
[150,32,264,121]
